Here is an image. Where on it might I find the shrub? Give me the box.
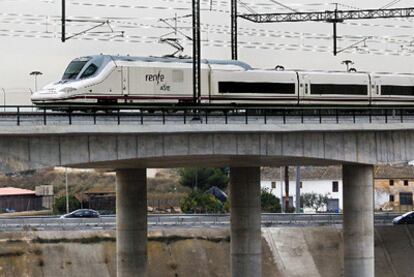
[301,192,329,212]
[178,168,229,191]
[53,195,81,214]
[180,191,225,213]
[261,188,281,213]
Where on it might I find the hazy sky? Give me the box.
[0,0,414,103]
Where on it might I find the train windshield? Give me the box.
[62,57,91,80]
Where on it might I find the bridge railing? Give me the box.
[0,105,413,126]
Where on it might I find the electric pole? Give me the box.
[326,3,343,56]
[284,166,289,211]
[192,0,201,104]
[280,167,284,212]
[295,166,301,213]
[231,0,238,60]
[65,167,69,213]
[61,0,65,42]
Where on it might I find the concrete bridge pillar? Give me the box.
[230,167,262,277]
[116,169,147,277]
[343,164,374,277]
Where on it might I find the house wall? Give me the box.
[261,179,412,212]
[0,195,42,212]
[86,194,116,212]
[376,179,414,212]
[261,180,343,211]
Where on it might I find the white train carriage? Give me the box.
[210,69,299,105]
[370,73,414,106]
[297,71,371,106]
[31,54,414,106]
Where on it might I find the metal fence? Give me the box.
[0,213,401,231]
[0,105,414,126]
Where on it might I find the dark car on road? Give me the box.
[60,209,100,219]
[392,211,414,225]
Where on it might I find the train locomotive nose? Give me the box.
[31,87,60,102]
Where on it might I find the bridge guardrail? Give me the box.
[0,105,413,126]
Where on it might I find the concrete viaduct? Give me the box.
[1,123,414,277]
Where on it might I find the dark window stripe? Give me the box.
[381,85,414,96]
[310,84,367,95]
[218,82,295,94]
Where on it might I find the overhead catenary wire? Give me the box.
[380,0,404,9]
[0,27,412,57]
[3,16,413,48]
[267,0,298,12]
[1,12,414,48]
[1,1,414,57]
[69,1,229,14]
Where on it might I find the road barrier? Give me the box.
[0,213,401,231]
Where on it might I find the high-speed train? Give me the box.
[31,54,414,106]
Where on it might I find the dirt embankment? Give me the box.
[0,228,277,277]
[0,226,413,277]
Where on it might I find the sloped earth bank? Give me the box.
[0,226,412,277]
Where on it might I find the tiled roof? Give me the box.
[261,166,342,181]
[262,165,414,181]
[0,187,36,196]
[374,165,414,179]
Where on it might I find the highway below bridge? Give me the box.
[0,213,401,232]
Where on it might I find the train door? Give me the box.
[370,76,380,104]
[121,66,129,96]
[297,73,310,105]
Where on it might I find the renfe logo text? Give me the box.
[145,71,165,85]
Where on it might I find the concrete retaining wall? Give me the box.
[0,226,413,277]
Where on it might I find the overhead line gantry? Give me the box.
[237,6,414,56]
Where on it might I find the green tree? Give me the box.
[53,195,81,214]
[261,188,281,213]
[180,190,225,213]
[300,193,329,212]
[178,168,229,191]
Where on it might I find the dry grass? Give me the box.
[0,168,188,201]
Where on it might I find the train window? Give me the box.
[310,84,367,95]
[381,85,414,96]
[218,82,295,94]
[80,64,98,79]
[62,60,90,80]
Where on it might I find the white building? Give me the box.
[261,165,414,213]
[261,166,343,212]
[261,179,343,212]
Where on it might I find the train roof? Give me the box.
[96,54,253,70]
[263,68,414,76]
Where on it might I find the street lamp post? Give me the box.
[65,167,69,214]
[29,71,43,91]
[1,88,5,111]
